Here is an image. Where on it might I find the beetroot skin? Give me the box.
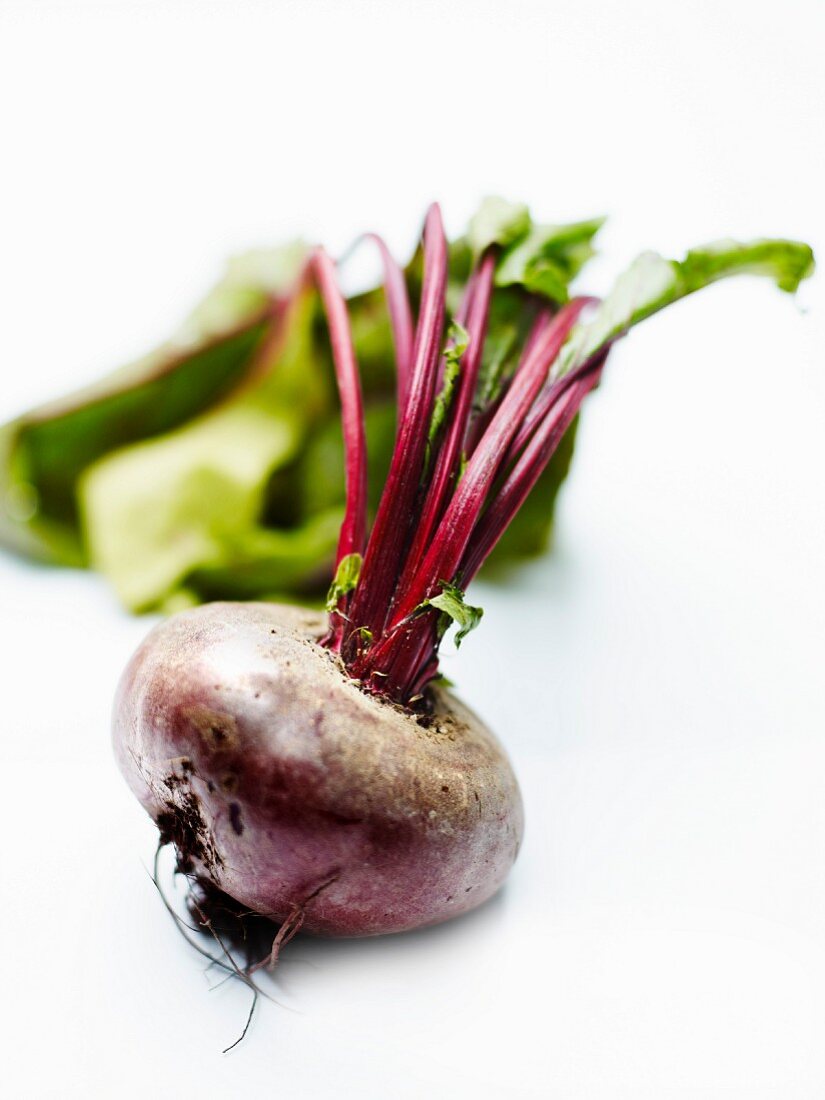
[114,602,524,936]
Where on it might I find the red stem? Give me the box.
[395,251,496,595]
[311,207,611,706]
[462,358,606,582]
[366,233,415,413]
[505,297,599,460]
[386,297,587,627]
[343,204,449,649]
[462,303,549,457]
[310,248,368,565]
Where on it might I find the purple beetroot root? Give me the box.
[115,602,523,936]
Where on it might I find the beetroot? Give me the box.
[113,202,813,950]
[115,602,522,936]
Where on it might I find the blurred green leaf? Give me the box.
[1,206,617,612]
[467,196,531,257]
[495,217,605,303]
[186,507,344,605]
[0,241,309,565]
[79,285,330,611]
[558,237,815,375]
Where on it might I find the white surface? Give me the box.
[1,1,824,1097]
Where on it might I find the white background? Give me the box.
[1,2,823,1097]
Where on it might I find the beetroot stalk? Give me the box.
[462,358,606,581]
[397,251,496,585]
[310,248,368,564]
[343,203,448,652]
[342,295,590,701]
[310,248,369,647]
[380,297,590,626]
[365,233,415,413]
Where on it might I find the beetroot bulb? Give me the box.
[114,203,813,943]
[115,602,521,937]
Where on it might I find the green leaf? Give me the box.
[557,237,815,376]
[467,197,531,257]
[181,241,308,341]
[679,237,815,294]
[473,287,537,414]
[0,241,308,565]
[446,319,470,361]
[295,401,397,521]
[421,580,484,648]
[186,507,343,604]
[79,403,303,611]
[427,320,469,459]
[3,321,269,564]
[495,217,605,303]
[78,286,331,611]
[325,551,363,612]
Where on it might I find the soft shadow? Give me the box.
[277,881,511,977]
